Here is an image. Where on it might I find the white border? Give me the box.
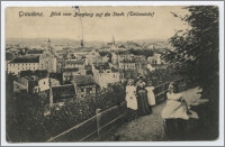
[1,1,224,146]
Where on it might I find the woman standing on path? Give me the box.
[136,76,152,116]
[125,79,138,121]
[145,81,156,106]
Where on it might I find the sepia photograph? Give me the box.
[1,1,224,146]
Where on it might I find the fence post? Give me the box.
[96,108,101,137]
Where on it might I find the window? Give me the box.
[43,82,45,85]
[80,88,84,92]
[87,88,92,93]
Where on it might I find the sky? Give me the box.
[6,6,189,42]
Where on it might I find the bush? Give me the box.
[7,82,126,142]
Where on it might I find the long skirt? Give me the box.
[125,108,138,122]
[162,119,187,140]
[137,90,152,116]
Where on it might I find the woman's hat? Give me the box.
[137,74,144,80]
[168,82,179,92]
[128,79,134,85]
[146,81,152,86]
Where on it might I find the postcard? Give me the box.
[1,1,224,146]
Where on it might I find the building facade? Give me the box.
[92,63,120,88]
[118,62,136,71]
[72,75,97,99]
[62,68,86,82]
[8,56,40,75]
[34,77,60,92]
[39,50,57,73]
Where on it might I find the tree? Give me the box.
[169,6,219,140]
[169,6,219,89]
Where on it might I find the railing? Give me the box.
[47,78,186,142]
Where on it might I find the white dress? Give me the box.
[161,92,198,120]
[145,86,155,106]
[125,85,138,110]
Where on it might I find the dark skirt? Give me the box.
[163,119,187,140]
[125,108,138,122]
[137,90,152,116]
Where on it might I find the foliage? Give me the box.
[169,6,219,140]
[129,48,154,57]
[169,6,219,89]
[7,79,125,142]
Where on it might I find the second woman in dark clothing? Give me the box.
[136,76,152,116]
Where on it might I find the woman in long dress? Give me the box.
[125,79,138,121]
[161,82,198,140]
[161,82,197,120]
[145,81,156,106]
[136,76,152,116]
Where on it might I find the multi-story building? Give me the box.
[111,53,135,65]
[39,50,57,73]
[34,77,61,92]
[62,68,86,82]
[118,54,135,63]
[118,62,136,71]
[8,56,40,75]
[147,53,162,65]
[134,55,147,74]
[64,59,85,70]
[92,63,120,88]
[72,75,97,99]
[85,50,101,65]
[51,84,76,103]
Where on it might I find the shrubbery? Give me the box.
[6,80,125,142]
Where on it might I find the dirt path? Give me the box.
[103,103,166,141]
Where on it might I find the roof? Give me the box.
[84,65,92,71]
[119,60,135,63]
[27,50,44,54]
[52,84,75,102]
[94,63,110,70]
[135,56,146,62]
[6,52,13,60]
[72,75,96,85]
[19,70,48,80]
[13,81,27,90]
[65,60,85,64]
[10,56,39,63]
[63,68,79,72]
[18,77,29,86]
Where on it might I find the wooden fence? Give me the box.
[47,79,186,142]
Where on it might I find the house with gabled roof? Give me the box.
[71,75,97,99]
